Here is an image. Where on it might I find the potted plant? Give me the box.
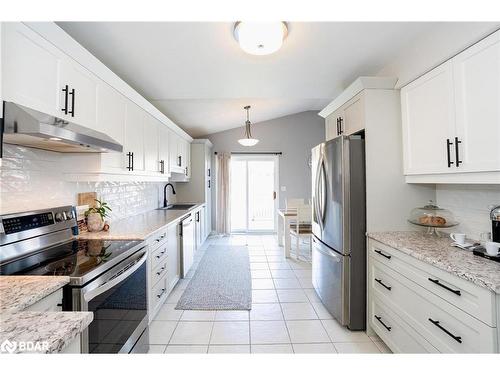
[85,199,112,232]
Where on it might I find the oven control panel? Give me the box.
[1,212,55,235]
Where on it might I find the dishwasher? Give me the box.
[180,214,195,278]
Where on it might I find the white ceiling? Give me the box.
[58,22,437,137]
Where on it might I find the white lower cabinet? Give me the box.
[23,289,63,312]
[148,222,181,321]
[368,238,498,353]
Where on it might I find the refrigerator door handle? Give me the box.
[319,160,327,225]
[313,155,323,230]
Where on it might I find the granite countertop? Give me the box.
[0,311,93,353]
[0,276,93,353]
[368,231,500,293]
[77,202,205,240]
[0,276,70,313]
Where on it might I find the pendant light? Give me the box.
[238,105,259,147]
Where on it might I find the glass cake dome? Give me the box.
[408,200,459,236]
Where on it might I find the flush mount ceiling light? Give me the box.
[238,105,259,147]
[234,22,288,55]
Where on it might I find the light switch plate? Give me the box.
[280,186,286,192]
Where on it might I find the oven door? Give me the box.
[79,247,149,353]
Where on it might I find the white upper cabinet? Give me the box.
[324,92,365,141]
[144,114,160,174]
[453,32,500,173]
[401,61,456,175]
[96,81,125,143]
[401,30,500,183]
[97,81,126,170]
[124,101,145,172]
[2,22,192,181]
[158,124,170,176]
[58,61,97,129]
[343,93,365,136]
[2,23,60,115]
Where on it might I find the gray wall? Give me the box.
[206,111,324,229]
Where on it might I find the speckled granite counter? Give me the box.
[0,276,70,313]
[0,311,92,353]
[77,202,204,240]
[367,231,500,293]
[0,276,93,353]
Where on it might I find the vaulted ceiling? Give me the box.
[58,22,438,137]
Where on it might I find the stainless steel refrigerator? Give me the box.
[311,135,366,330]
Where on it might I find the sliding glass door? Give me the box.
[230,155,279,233]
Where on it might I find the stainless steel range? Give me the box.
[0,206,149,353]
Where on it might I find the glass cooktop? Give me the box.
[0,239,143,284]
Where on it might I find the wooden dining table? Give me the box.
[276,208,298,258]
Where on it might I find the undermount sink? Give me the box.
[158,204,196,210]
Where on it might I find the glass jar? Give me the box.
[408,200,459,236]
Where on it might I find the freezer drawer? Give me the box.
[312,236,348,326]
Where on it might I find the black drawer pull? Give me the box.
[428,278,461,296]
[156,288,166,299]
[374,315,392,331]
[374,249,391,259]
[375,278,392,291]
[428,318,462,343]
[156,266,166,276]
[156,250,166,259]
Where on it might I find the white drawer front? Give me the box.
[151,243,168,269]
[371,258,497,353]
[369,239,496,326]
[151,260,168,287]
[24,289,63,312]
[149,276,168,320]
[370,296,438,353]
[149,229,168,250]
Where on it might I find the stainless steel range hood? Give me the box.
[2,102,123,153]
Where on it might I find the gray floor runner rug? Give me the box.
[176,245,252,310]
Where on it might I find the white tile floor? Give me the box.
[148,234,388,354]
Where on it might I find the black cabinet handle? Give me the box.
[131,152,134,171]
[177,155,182,167]
[336,117,340,136]
[156,250,166,259]
[339,117,344,135]
[68,88,75,117]
[185,166,188,176]
[446,139,454,167]
[156,266,166,276]
[375,315,392,331]
[126,152,133,171]
[375,278,392,291]
[157,288,166,299]
[208,180,211,189]
[428,318,462,343]
[61,85,69,114]
[428,278,461,296]
[160,160,165,174]
[208,168,211,177]
[196,211,200,222]
[454,137,462,167]
[374,249,391,259]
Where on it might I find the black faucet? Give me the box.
[163,183,176,208]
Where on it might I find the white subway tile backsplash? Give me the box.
[1,145,176,221]
[436,184,500,240]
